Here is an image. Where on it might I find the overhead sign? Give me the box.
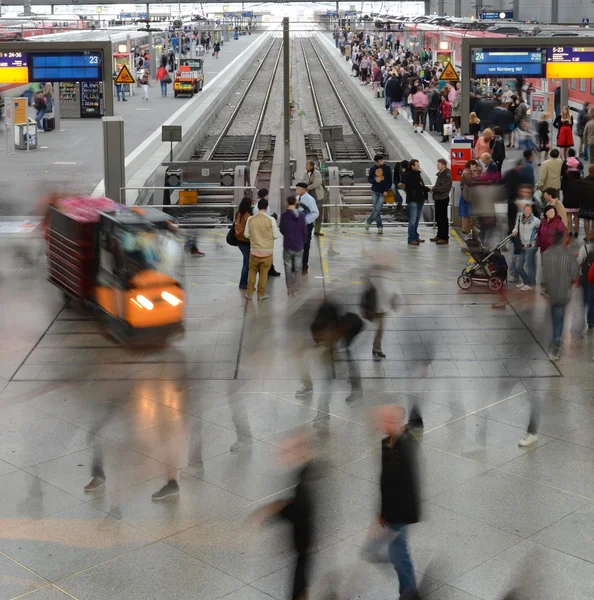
[242,11,253,17]
[29,51,103,82]
[137,12,149,19]
[114,64,135,84]
[326,11,338,17]
[472,48,545,77]
[583,18,590,25]
[439,62,459,81]
[482,11,513,19]
[0,51,29,84]
[546,46,594,78]
[120,13,131,18]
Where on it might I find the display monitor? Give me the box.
[546,46,594,78]
[472,48,546,77]
[28,51,103,82]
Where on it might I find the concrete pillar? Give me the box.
[438,0,445,16]
[102,117,126,203]
[513,0,520,20]
[23,0,32,16]
[455,0,462,18]
[551,0,559,23]
[424,0,431,15]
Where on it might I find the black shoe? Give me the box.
[239,285,247,290]
[430,236,439,242]
[346,390,363,403]
[314,231,324,236]
[269,270,281,277]
[302,267,309,274]
[372,350,386,359]
[574,232,579,238]
[152,480,180,501]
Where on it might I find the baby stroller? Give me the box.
[457,233,513,292]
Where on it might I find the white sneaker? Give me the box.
[521,285,533,291]
[364,223,370,232]
[518,433,538,447]
[516,283,525,289]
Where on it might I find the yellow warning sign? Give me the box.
[114,64,135,85]
[439,62,460,82]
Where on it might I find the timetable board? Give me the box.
[472,48,546,77]
[0,50,103,84]
[546,46,594,78]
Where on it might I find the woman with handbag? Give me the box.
[234,197,252,289]
[156,64,170,97]
[512,203,540,291]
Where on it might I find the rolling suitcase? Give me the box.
[43,114,55,132]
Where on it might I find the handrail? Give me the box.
[202,38,281,161]
[118,185,257,205]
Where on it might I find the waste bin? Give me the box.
[14,121,37,150]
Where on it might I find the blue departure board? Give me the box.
[29,51,103,82]
[472,49,545,77]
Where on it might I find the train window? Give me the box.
[580,79,586,93]
[570,79,576,90]
[591,79,594,95]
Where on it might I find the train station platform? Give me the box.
[0,31,269,215]
[1,217,594,600]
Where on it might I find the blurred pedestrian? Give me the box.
[234,197,252,290]
[474,128,493,160]
[583,109,594,164]
[156,63,170,97]
[213,41,221,59]
[139,68,150,102]
[561,148,584,238]
[536,114,550,165]
[431,158,452,244]
[577,102,591,158]
[537,148,563,197]
[490,125,506,171]
[279,195,307,297]
[542,188,568,228]
[403,159,430,245]
[460,159,479,238]
[253,189,281,277]
[251,432,314,600]
[576,164,594,240]
[366,405,420,600]
[541,230,579,359]
[511,203,540,291]
[244,198,280,301]
[365,153,392,235]
[576,236,594,332]
[295,182,319,274]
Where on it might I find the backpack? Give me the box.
[581,242,594,284]
[360,283,378,321]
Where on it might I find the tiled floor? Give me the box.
[0,227,593,600]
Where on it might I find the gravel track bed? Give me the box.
[300,37,354,136]
[307,37,381,147]
[226,39,283,137]
[291,35,320,136]
[204,38,280,138]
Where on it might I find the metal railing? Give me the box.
[320,203,452,228]
[118,185,257,206]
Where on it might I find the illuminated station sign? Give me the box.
[472,48,546,77]
[0,50,103,84]
[546,46,594,78]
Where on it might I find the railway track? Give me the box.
[200,38,283,162]
[300,37,376,162]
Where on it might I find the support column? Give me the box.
[424,0,431,15]
[475,0,482,19]
[23,0,32,16]
[551,0,559,23]
[438,0,445,16]
[461,39,472,134]
[513,0,520,20]
[102,117,126,203]
[560,79,569,110]
[148,31,156,76]
[455,0,462,18]
[283,17,291,196]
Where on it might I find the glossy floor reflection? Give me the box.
[0,228,593,600]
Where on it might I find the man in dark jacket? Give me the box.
[577,102,591,158]
[401,159,430,245]
[385,73,403,115]
[374,405,420,600]
[427,85,440,132]
[279,195,307,296]
[431,158,452,244]
[365,154,393,235]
